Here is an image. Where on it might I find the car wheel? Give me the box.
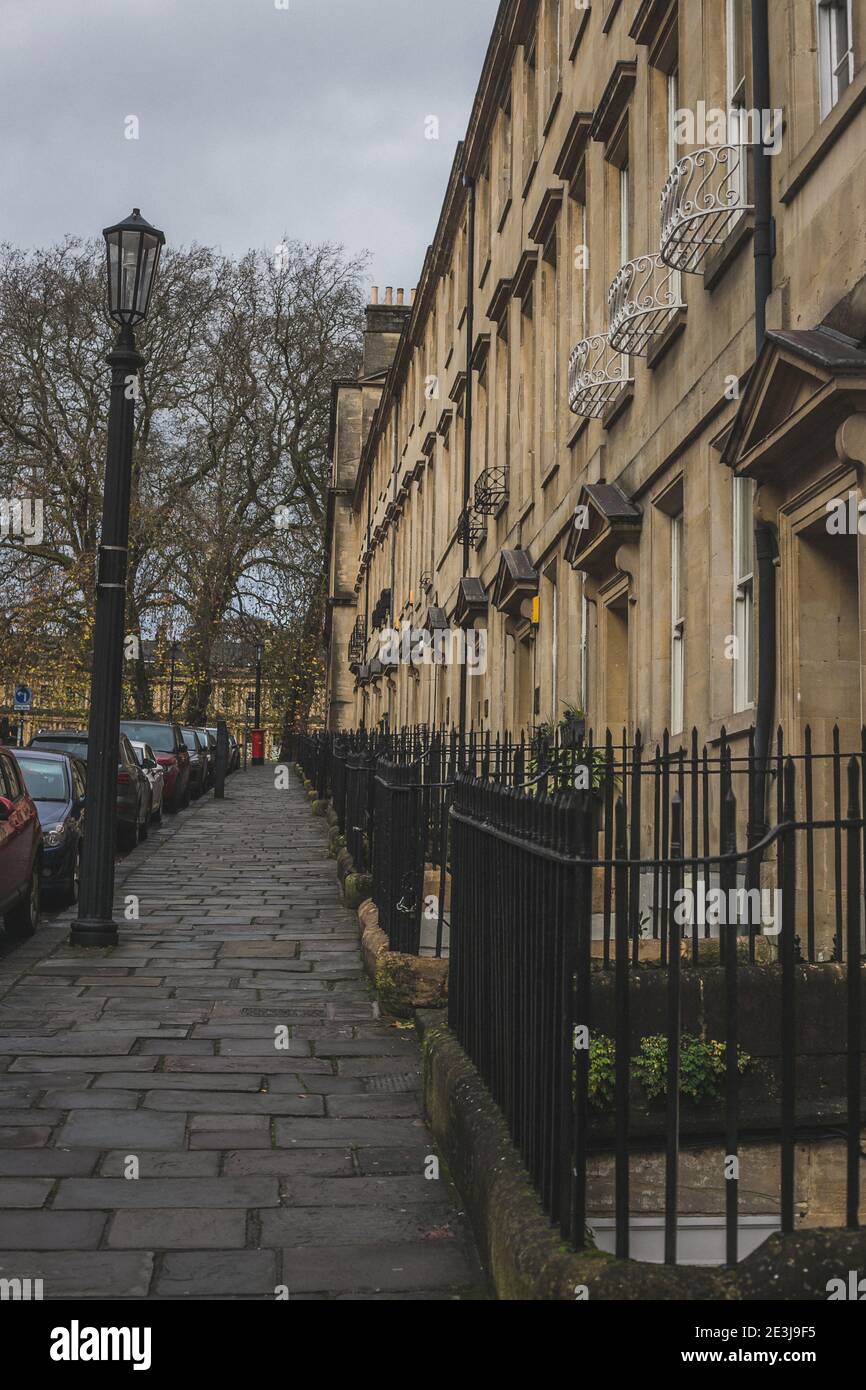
[183,784,191,809]
[5,864,39,939]
[152,796,163,824]
[138,805,149,842]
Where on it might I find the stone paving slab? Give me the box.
[0,1251,154,1297]
[260,1205,456,1247]
[0,766,485,1300]
[279,1243,479,1295]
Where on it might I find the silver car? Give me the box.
[131,741,165,824]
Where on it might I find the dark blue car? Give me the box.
[11,749,86,906]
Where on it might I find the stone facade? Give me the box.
[324,0,866,770]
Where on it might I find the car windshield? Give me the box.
[182,730,198,751]
[121,722,176,753]
[14,755,68,802]
[30,737,89,761]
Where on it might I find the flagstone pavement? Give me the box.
[0,765,486,1300]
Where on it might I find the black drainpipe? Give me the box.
[390,400,399,732]
[751,0,776,835]
[459,173,476,738]
[361,453,372,731]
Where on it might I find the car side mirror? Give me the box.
[0,797,12,822]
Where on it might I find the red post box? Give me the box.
[251,729,265,765]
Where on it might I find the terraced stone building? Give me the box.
[324,0,866,774]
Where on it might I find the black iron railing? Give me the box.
[296,725,538,956]
[447,726,865,1265]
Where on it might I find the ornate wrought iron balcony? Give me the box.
[347,617,366,670]
[660,144,752,274]
[473,466,509,517]
[608,253,683,355]
[456,506,487,550]
[568,333,632,418]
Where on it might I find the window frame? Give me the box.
[523,38,539,188]
[726,0,747,110]
[818,0,855,118]
[732,475,755,713]
[670,513,685,736]
[498,88,513,226]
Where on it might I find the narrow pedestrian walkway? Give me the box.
[0,767,485,1299]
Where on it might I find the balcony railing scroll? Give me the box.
[347,617,366,671]
[608,253,683,356]
[456,506,487,550]
[660,143,752,275]
[568,333,633,418]
[473,466,509,517]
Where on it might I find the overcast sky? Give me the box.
[1,0,499,293]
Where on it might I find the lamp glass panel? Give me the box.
[136,235,160,317]
[120,230,142,317]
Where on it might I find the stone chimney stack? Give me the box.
[362,280,412,377]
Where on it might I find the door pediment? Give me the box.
[724,328,866,481]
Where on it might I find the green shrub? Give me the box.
[634,1033,752,1102]
[588,1034,617,1109]
[580,1033,753,1109]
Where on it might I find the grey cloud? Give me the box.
[0,0,498,290]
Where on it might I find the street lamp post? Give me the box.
[71,209,165,949]
[252,644,264,765]
[254,644,263,727]
[168,640,178,719]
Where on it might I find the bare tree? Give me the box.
[0,234,365,734]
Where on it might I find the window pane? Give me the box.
[622,164,631,264]
[727,0,746,105]
[667,70,679,170]
[735,477,754,582]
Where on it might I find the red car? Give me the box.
[119,722,191,812]
[0,746,42,938]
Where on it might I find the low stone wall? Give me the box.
[357,898,448,1019]
[417,1010,866,1300]
[293,763,447,1018]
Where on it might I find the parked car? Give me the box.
[119,722,190,812]
[204,725,239,775]
[181,727,208,799]
[10,749,86,906]
[195,727,215,789]
[0,746,42,938]
[29,729,150,851]
[116,733,152,849]
[225,732,240,773]
[27,729,90,763]
[130,741,165,824]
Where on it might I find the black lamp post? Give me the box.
[168,639,178,718]
[71,209,165,949]
[252,643,264,765]
[254,644,263,727]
